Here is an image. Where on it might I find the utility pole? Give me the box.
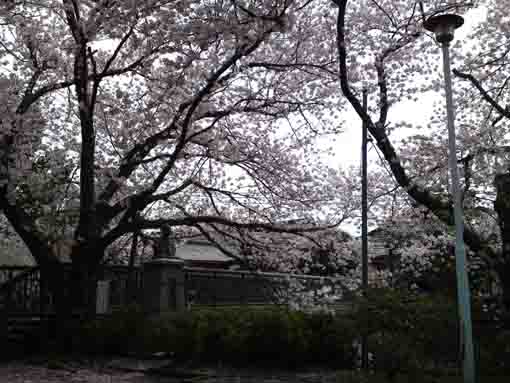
[128,228,140,303]
[361,87,369,369]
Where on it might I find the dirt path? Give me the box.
[0,363,147,383]
[0,360,340,383]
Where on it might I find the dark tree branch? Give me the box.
[332,0,492,258]
[193,222,244,263]
[453,69,510,120]
[100,210,342,250]
[193,181,261,218]
[64,0,97,240]
[375,37,417,128]
[17,45,161,114]
[0,194,53,266]
[147,36,270,195]
[245,61,337,77]
[103,31,280,232]
[460,154,474,204]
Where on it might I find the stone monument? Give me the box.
[143,225,185,314]
[154,224,176,259]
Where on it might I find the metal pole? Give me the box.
[361,88,369,293]
[441,41,476,383]
[361,88,369,369]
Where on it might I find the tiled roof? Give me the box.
[0,248,36,266]
[176,240,235,263]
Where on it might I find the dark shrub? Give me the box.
[348,289,459,376]
[349,288,510,377]
[74,304,146,354]
[74,305,357,368]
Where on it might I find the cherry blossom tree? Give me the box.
[330,0,510,311]
[0,0,359,317]
[236,225,357,275]
[367,200,493,295]
[4,0,509,323]
[203,223,360,308]
[0,214,36,268]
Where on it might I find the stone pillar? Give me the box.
[143,258,186,315]
[96,280,110,314]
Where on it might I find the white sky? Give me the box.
[330,6,487,236]
[330,6,487,168]
[41,6,489,239]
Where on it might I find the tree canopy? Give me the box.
[0,0,354,265]
[2,0,510,312]
[329,0,510,307]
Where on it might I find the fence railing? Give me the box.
[0,262,356,317]
[0,266,35,285]
[0,265,143,314]
[100,266,143,307]
[0,267,48,314]
[184,267,348,307]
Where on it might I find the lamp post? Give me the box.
[424,13,475,383]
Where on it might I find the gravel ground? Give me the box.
[0,363,147,383]
[0,360,340,383]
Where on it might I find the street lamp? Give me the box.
[424,13,475,383]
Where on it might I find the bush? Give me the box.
[73,305,358,368]
[73,304,147,354]
[477,328,510,374]
[306,310,357,367]
[348,288,510,378]
[72,293,509,374]
[348,289,459,377]
[159,307,357,368]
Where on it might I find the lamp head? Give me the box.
[423,14,464,44]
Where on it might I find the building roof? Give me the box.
[176,240,235,264]
[0,247,36,266]
[0,239,236,267]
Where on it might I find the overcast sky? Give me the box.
[331,6,487,236]
[332,6,486,166]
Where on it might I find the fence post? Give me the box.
[143,258,186,316]
[0,287,9,349]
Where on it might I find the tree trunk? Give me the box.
[39,245,101,349]
[39,260,69,347]
[494,172,510,313]
[68,245,101,320]
[69,265,96,316]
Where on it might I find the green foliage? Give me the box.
[73,305,147,354]
[306,310,358,367]
[349,288,510,378]
[156,307,357,368]
[74,305,357,368]
[476,328,510,375]
[72,294,509,375]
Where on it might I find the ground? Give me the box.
[2,358,508,382]
[0,363,145,383]
[0,358,340,383]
